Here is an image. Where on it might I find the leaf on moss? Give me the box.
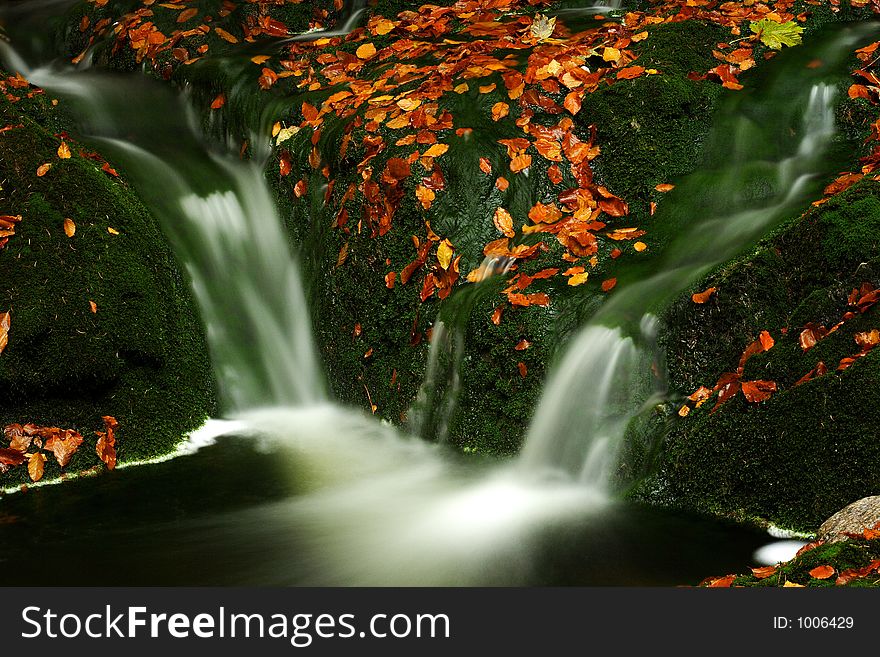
[750,19,803,50]
[27,452,46,482]
[95,416,118,471]
[0,311,9,355]
[808,565,835,580]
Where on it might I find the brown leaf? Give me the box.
[0,447,26,466]
[491,306,503,325]
[809,565,835,580]
[44,430,84,467]
[0,311,9,355]
[27,452,46,482]
[95,416,118,470]
[708,574,736,587]
[177,7,198,23]
[692,287,716,304]
[517,362,527,378]
[617,66,645,80]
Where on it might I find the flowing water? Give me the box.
[0,5,873,585]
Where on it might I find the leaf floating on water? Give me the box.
[0,311,9,355]
[27,452,46,482]
[63,218,76,237]
[808,565,835,580]
[750,19,803,50]
[692,287,716,304]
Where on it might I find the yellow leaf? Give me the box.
[57,142,72,159]
[602,47,621,62]
[107,227,119,235]
[437,239,453,270]
[634,241,647,252]
[423,144,449,158]
[251,55,271,65]
[374,19,395,35]
[783,582,805,587]
[567,272,589,286]
[454,83,469,94]
[356,43,377,59]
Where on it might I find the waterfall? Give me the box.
[517,27,868,488]
[4,54,326,411]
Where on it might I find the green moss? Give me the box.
[725,538,880,588]
[0,79,216,486]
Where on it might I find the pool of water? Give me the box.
[0,435,769,586]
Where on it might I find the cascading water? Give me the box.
[1,6,876,584]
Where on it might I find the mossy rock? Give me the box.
[0,75,216,486]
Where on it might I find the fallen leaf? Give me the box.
[0,311,9,355]
[491,102,509,121]
[515,339,531,351]
[423,144,449,159]
[601,278,617,292]
[63,218,76,237]
[634,241,647,252]
[0,447,25,466]
[517,362,528,378]
[750,565,778,579]
[510,154,532,173]
[617,66,645,80]
[692,287,716,304]
[783,582,805,588]
[211,93,226,110]
[177,7,198,23]
[44,430,84,467]
[27,452,46,482]
[95,416,118,470]
[750,19,803,50]
[708,574,736,587]
[809,565,835,580]
[57,142,72,159]
[655,183,675,192]
[437,239,454,270]
[741,380,777,403]
[356,43,377,60]
[385,272,396,289]
[89,300,97,314]
[530,14,557,42]
[37,163,52,177]
[493,208,515,237]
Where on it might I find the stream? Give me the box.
[0,2,875,585]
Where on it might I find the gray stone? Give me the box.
[818,496,880,543]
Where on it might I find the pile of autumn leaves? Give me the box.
[0,417,119,485]
[679,284,880,417]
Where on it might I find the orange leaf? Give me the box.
[493,208,515,237]
[750,565,778,579]
[0,311,10,355]
[491,306,503,325]
[415,185,435,209]
[634,241,647,252]
[356,43,377,60]
[510,154,532,173]
[37,163,51,177]
[517,362,527,378]
[528,202,562,224]
[809,565,835,580]
[279,151,292,177]
[89,300,97,314]
[27,452,46,482]
[741,380,777,403]
[601,278,617,292]
[655,183,675,192]
[617,66,645,80]
[214,27,239,44]
[44,430,84,467]
[63,218,76,238]
[57,142,72,159]
[95,416,118,470]
[423,144,449,159]
[495,176,509,191]
[515,339,531,351]
[479,157,492,174]
[692,287,716,304]
[708,574,736,587]
[491,102,509,121]
[385,272,396,289]
[563,91,582,115]
[0,447,25,466]
[211,93,226,110]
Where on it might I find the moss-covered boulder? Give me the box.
[0,71,215,486]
